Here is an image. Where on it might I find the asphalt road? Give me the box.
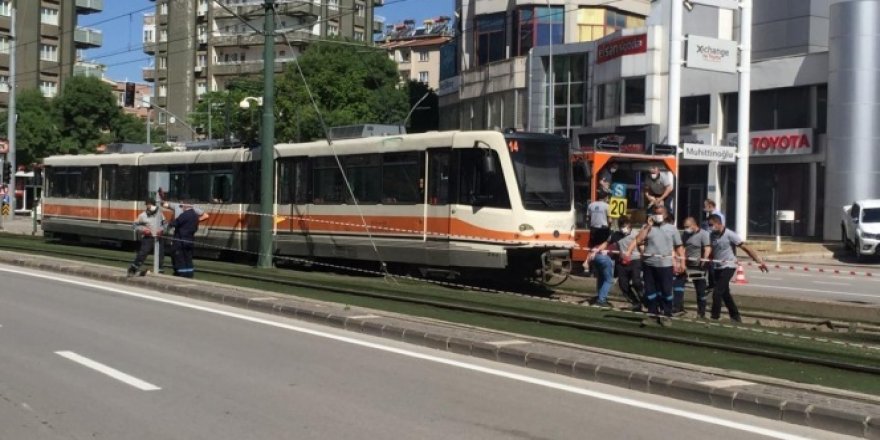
[735,262,880,306]
[0,265,858,440]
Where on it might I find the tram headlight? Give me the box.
[518,223,535,237]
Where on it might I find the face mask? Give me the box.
[621,227,631,235]
[609,167,617,173]
[652,214,665,224]
[148,206,158,214]
[650,173,659,179]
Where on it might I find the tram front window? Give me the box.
[510,140,572,212]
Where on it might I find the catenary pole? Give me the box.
[667,0,683,224]
[735,0,752,240]
[7,6,15,216]
[257,0,276,268]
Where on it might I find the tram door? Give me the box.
[426,149,452,265]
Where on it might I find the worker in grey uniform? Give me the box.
[707,214,769,322]
[644,164,673,213]
[128,198,166,276]
[673,217,712,317]
[624,205,684,318]
[593,216,644,311]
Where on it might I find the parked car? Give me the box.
[841,199,880,260]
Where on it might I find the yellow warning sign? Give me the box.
[609,197,627,219]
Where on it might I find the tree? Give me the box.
[190,78,263,146]
[0,89,60,165]
[54,75,121,153]
[112,112,149,144]
[276,41,408,142]
[405,80,439,134]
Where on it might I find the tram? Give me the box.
[41,130,577,283]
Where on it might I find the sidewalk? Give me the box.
[1,250,878,438]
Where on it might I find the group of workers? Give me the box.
[128,197,210,278]
[586,189,769,324]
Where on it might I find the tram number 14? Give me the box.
[609,197,627,219]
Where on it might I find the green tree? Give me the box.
[0,89,60,165]
[405,80,439,134]
[276,41,408,142]
[54,75,121,153]
[190,78,263,146]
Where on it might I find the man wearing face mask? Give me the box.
[624,206,684,321]
[673,217,712,317]
[707,214,769,322]
[593,216,644,311]
[644,164,673,213]
[128,198,166,276]
[598,163,617,198]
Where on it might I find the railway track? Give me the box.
[1,234,879,383]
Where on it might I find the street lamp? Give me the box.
[144,100,199,144]
[239,96,263,109]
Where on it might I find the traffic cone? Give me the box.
[734,264,748,285]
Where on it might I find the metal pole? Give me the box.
[208,101,213,140]
[147,107,152,144]
[224,93,231,147]
[7,6,15,218]
[667,0,683,225]
[153,237,160,274]
[546,0,553,133]
[257,0,276,268]
[735,0,752,240]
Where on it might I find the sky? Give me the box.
[83,0,455,84]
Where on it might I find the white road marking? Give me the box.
[745,283,878,299]
[487,340,530,347]
[55,351,161,391]
[812,281,850,286]
[251,297,279,301]
[349,315,381,319]
[750,276,784,281]
[699,379,756,388]
[3,267,817,440]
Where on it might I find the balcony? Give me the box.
[74,62,105,78]
[74,27,103,48]
[211,57,297,76]
[143,40,157,55]
[143,67,155,82]
[75,0,103,14]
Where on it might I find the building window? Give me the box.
[576,7,645,42]
[0,75,8,93]
[197,54,207,68]
[40,44,58,62]
[400,70,410,81]
[475,13,506,66]
[196,81,207,96]
[158,56,167,69]
[515,6,564,56]
[159,85,167,97]
[354,30,365,41]
[159,2,168,15]
[597,82,619,120]
[545,54,587,132]
[0,36,9,54]
[681,95,710,126]
[327,0,339,11]
[0,1,10,17]
[418,51,429,62]
[623,77,645,114]
[40,81,57,98]
[724,86,812,133]
[143,29,155,43]
[355,2,365,17]
[40,7,60,26]
[327,23,339,36]
[160,29,168,42]
[418,71,429,84]
[399,50,411,63]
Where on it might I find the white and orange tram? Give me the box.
[41,130,576,282]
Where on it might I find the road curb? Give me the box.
[1,254,877,438]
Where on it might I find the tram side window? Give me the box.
[312,157,345,204]
[278,158,310,205]
[115,166,139,201]
[240,161,260,204]
[343,154,381,204]
[168,166,189,201]
[427,149,451,205]
[81,167,99,199]
[101,166,115,200]
[382,152,422,204]
[211,169,234,203]
[457,149,510,209]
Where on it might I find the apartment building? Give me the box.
[380,17,453,90]
[144,0,384,142]
[0,0,103,106]
[438,0,650,131]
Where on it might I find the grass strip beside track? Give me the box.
[1,234,878,395]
